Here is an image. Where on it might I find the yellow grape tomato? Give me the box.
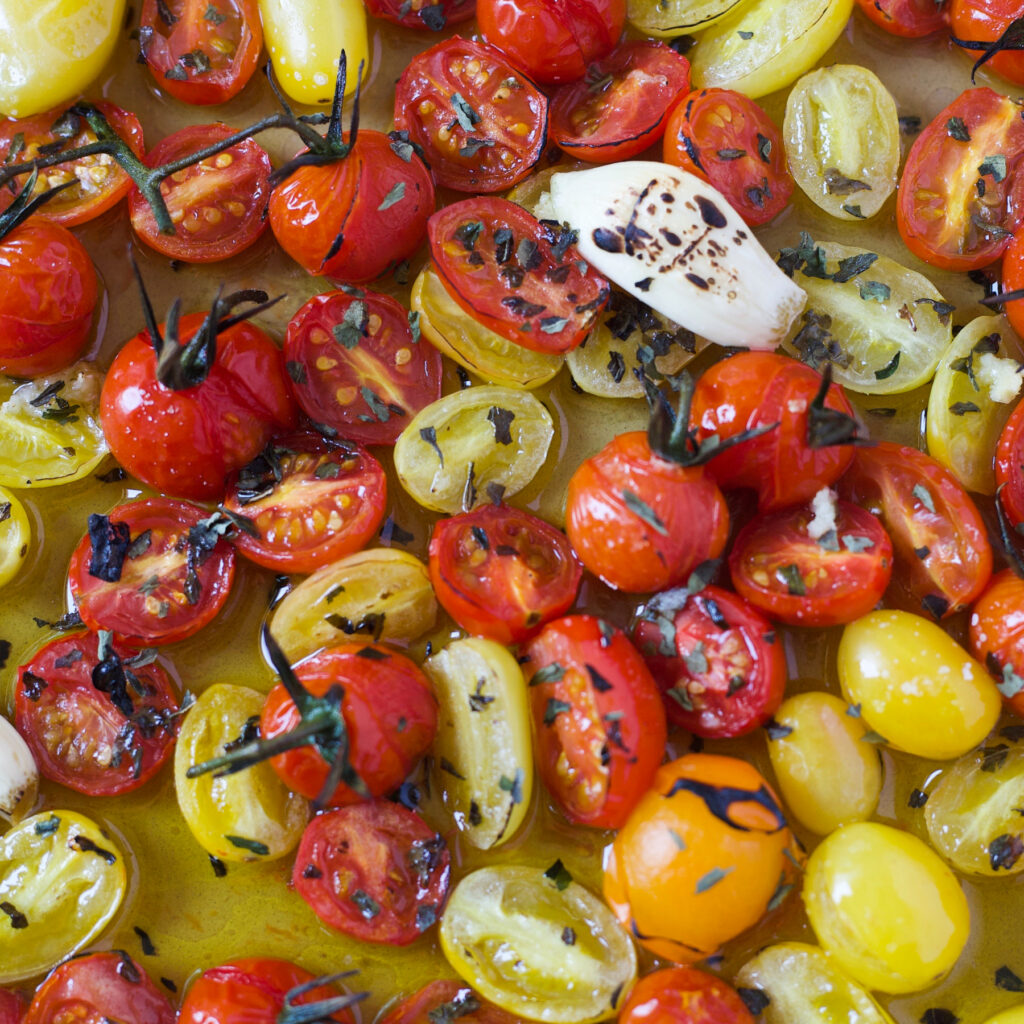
[837,609,1001,760]
[803,821,970,994]
[766,691,883,836]
[0,486,30,588]
[626,0,755,38]
[982,1009,1024,1024]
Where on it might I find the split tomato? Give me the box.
[854,0,949,36]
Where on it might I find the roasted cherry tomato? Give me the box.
[633,584,787,738]
[129,123,272,263]
[429,197,609,354]
[728,496,894,627]
[0,989,23,1024]
[854,0,949,36]
[969,568,1024,718]
[996,394,1024,524]
[100,303,298,502]
[617,967,755,1024]
[293,800,450,945]
[68,498,235,647]
[950,0,1024,84]
[22,952,175,1024]
[604,753,799,963]
[0,102,145,226]
[363,0,475,29]
[222,432,386,575]
[269,129,434,284]
[261,643,436,806]
[139,0,263,105]
[549,41,690,164]
[284,290,443,445]
[664,88,793,226]
[179,957,360,1024]
[1002,229,1024,341]
[838,441,992,619]
[477,0,625,85]
[428,504,582,645]
[14,631,180,796]
[897,87,1024,271]
[522,614,667,829]
[379,981,523,1024]
[393,37,548,193]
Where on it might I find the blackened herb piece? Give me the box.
[765,718,793,740]
[204,3,226,22]
[416,904,437,931]
[493,226,514,264]
[333,299,368,349]
[899,115,922,134]
[501,295,546,318]
[738,988,771,1014]
[833,251,878,283]
[439,757,465,780]
[225,835,270,856]
[351,888,381,919]
[454,219,484,250]
[544,858,572,890]
[134,925,157,955]
[776,563,806,595]
[420,425,444,465]
[995,966,1024,992]
[875,351,901,380]
[408,834,446,887]
[544,698,572,725]
[21,669,47,701]
[34,814,60,836]
[379,516,414,545]
[0,901,26,929]
[88,513,132,582]
[499,768,524,803]
[487,406,515,444]
[428,990,481,1024]
[824,168,871,195]
[209,855,227,877]
[909,788,929,808]
[859,280,890,302]
[981,744,1010,772]
[979,154,1008,182]
[450,92,482,132]
[947,118,970,142]
[991,833,1024,870]
[530,662,565,685]
[72,834,117,864]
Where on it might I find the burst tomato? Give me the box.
[854,0,949,36]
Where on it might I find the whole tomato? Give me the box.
[100,293,298,501]
[950,0,1024,84]
[969,568,1024,719]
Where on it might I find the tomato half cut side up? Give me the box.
[428,504,583,645]
[14,631,180,796]
[223,431,387,575]
[633,584,787,738]
[522,614,667,829]
[129,123,272,263]
[284,290,443,445]
[853,0,950,37]
[549,41,691,164]
[0,102,145,227]
[897,87,1024,271]
[139,0,263,106]
[428,197,610,354]
[393,36,549,193]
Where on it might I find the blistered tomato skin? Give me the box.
[617,967,755,1023]
[803,822,970,994]
[970,569,1024,718]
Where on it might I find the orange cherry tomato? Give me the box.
[950,0,1024,85]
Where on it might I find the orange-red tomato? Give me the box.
[617,967,755,1024]
[378,980,523,1024]
[969,568,1024,718]
[949,0,1024,85]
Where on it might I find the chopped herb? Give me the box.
[979,154,1008,182]
[209,855,227,877]
[351,889,381,919]
[72,834,117,864]
[225,835,269,856]
[909,788,929,808]
[997,663,1024,699]
[0,902,26,929]
[544,698,572,725]
[682,642,708,675]
[776,563,806,596]
[899,115,922,134]
[823,168,871,195]
[34,814,60,836]
[995,966,1024,992]
[843,203,866,218]
[487,406,515,444]
[950,401,981,415]
[981,744,1010,772]
[539,316,569,334]
[87,513,132,582]
[498,768,524,803]
[833,251,878,283]
[875,351,901,380]
[765,718,793,740]
[439,757,465,779]
[204,3,226,22]
[668,828,687,850]
[543,858,573,890]
[922,593,950,619]
[912,483,936,513]
[738,988,771,1015]
[450,92,481,131]
[428,991,481,1024]
[561,926,576,945]
[419,425,444,465]
[737,29,753,38]
[695,865,734,893]
[622,489,667,534]
[716,147,746,160]
[947,117,971,141]
[687,559,721,594]
[921,1009,959,1024]
[859,280,891,302]
[379,516,415,545]
[416,904,437,931]
[332,300,367,349]
[454,219,485,250]
[756,132,772,162]
[377,181,406,211]
[134,925,157,956]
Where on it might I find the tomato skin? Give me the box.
[428,505,582,645]
[522,614,667,829]
[617,967,755,1024]
[284,290,443,445]
[0,990,23,1024]
[566,430,729,593]
[129,123,272,263]
[100,311,298,502]
[549,41,691,164]
[379,981,522,1024]
[969,568,1024,718]
[996,393,1024,524]
[363,0,475,28]
[689,352,856,511]
[0,220,97,378]
[179,957,357,1024]
[269,130,434,284]
[14,631,180,796]
[223,432,387,574]
[140,0,263,105]
[633,584,787,738]
[293,800,450,945]
[68,497,236,646]
[477,0,624,85]
[854,0,949,36]
[950,0,1024,84]
[261,643,437,806]
[897,88,1024,271]
[838,441,992,618]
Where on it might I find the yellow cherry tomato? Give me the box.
[0,486,30,588]
[627,0,756,38]
[257,0,369,105]
[0,0,126,118]
[982,1008,1024,1024]
[803,821,970,994]
[837,609,1002,760]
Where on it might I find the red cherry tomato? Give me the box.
[477,0,624,85]
[950,0,1024,84]
[428,504,582,645]
[0,102,145,227]
[14,631,180,796]
[139,0,262,105]
[838,441,993,618]
[522,614,667,829]
[0,219,97,377]
[283,290,443,445]
[997,395,1024,522]
[663,88,793,227]
[728,498,894,627]
[363,0,475,29]
[222,432,387,575]
[0,988,24,1024]
[129,123,272,263]
[854,0,949,36]
[633,584,786,738]
[68,498,235,647]
[393,36,548,193]
[100,309,298,502]
[617,967,755,1024]
[261,643,437,806]
[1000,234,1024,366]
[23,952,175,1024]
[292,801,450,945]
[379,981,523,1024]
[549,41,690,164]
[428,197,610,355]
[269,130,434,284]
[969,568,1024,719]
[689,351,856,511]
[179,957,359,1024]
[897,87,1024,271]
[566,430,729,593]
